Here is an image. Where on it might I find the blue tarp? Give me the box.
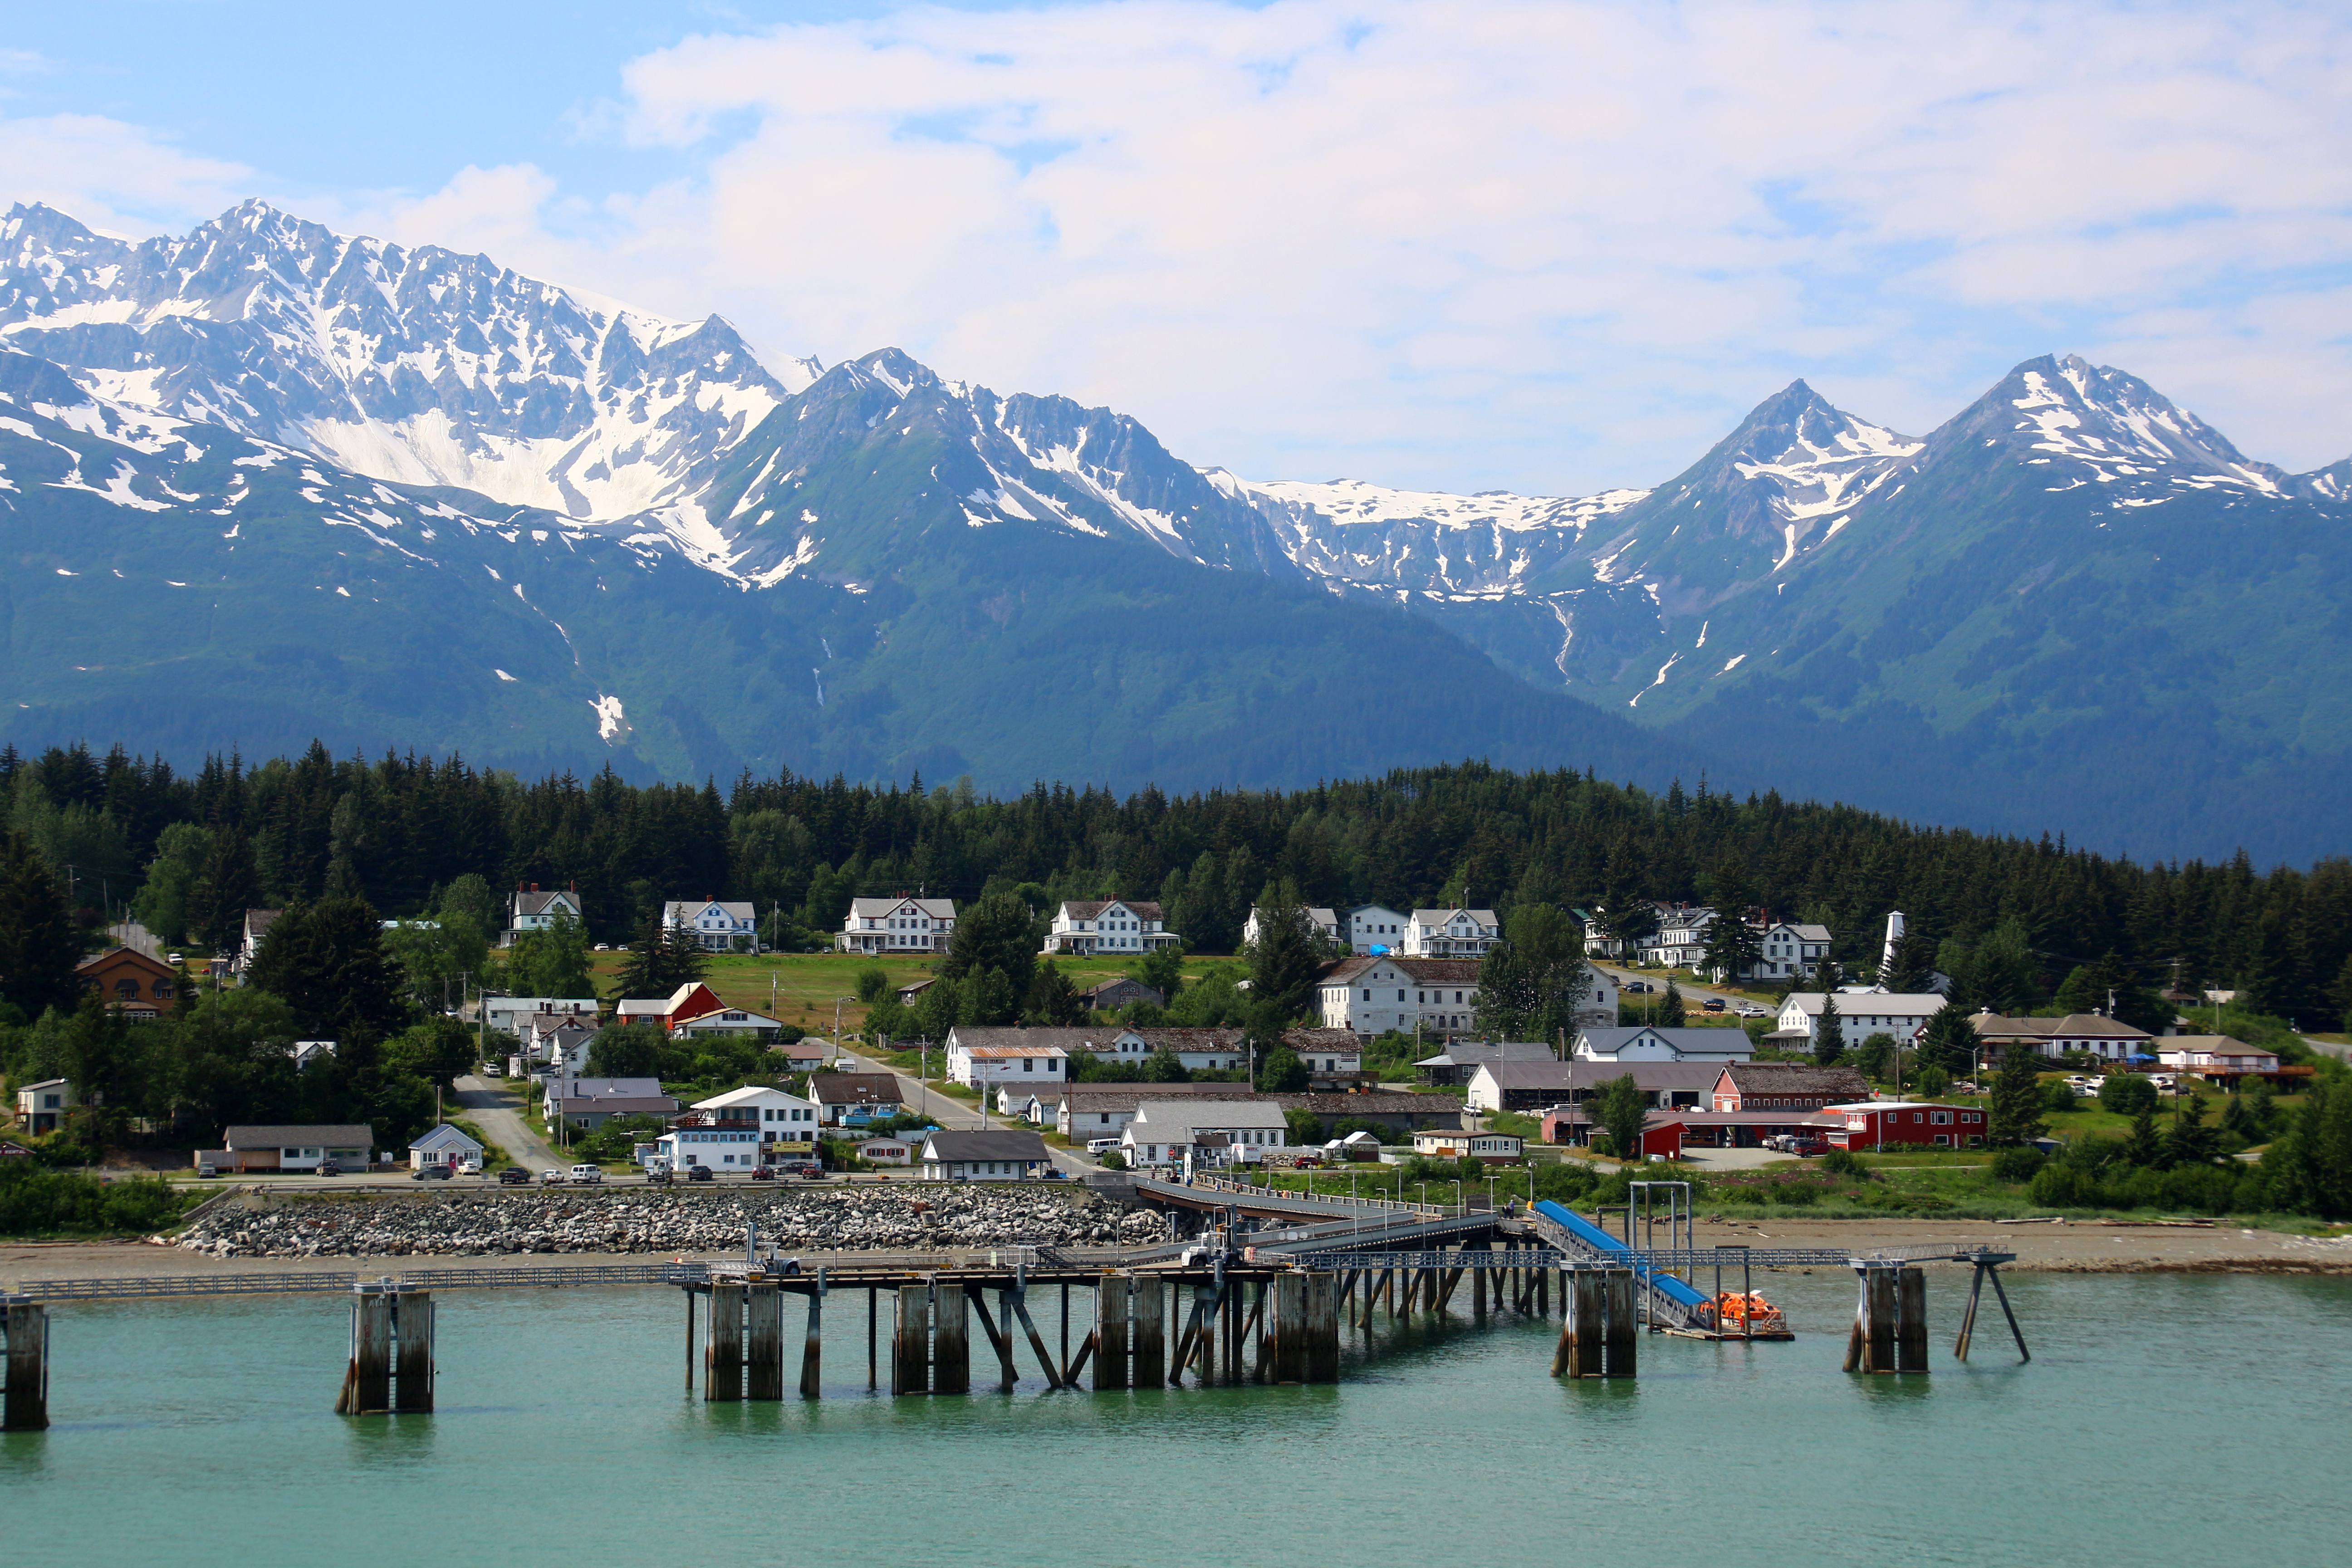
[1532,1199,1711,1309]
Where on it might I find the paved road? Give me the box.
[823,1040,1096,1176]
[453,1074,563,1173]
[2302,1036,2350,1063]
[1592,963,1775,1020]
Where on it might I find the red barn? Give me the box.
[1828,1101,1985,1150]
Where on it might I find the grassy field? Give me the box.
[585,950,1239,1033]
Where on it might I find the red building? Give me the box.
[1828,1101,1985,1150]
[1540,1106,1686,1158]
[1710,1062,1872,1113]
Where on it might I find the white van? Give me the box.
[568,1164,604,1184]
[1087,1138,1122,1155]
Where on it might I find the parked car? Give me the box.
[568,1163,604,1184]
[1788,1137,1829,1156]
[686,1163,714,1182]
[484,1063,503,1077]
[1701,998,1726,1012]
[1087,1137,1122,1154]
[498,1166,531,1185]
[316,1160,342,1176]
[411,1163,453,1181]
[1039,1168,1069,1181]
[197,1164,221,1178]
[1624,980,1657,994]
[538,1168,565,1185]
[749,1165,775,1181]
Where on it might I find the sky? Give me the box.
[3,0,2347,495]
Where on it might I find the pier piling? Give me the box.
[1266,1272,1306,1384]
[1303,1272,1339,1384]
[746,1280,784,1401]
[392,1292,434,1414]
[801,1274,825,1399]
[932,1278,970,1394]
[892,1283,931,1395]
[1896,1269,1929,1373]
[3,1299,49,1431]
[705,1283,744,1401]
[1132,1276,1165,1388]
[1602,1269,1638,1379]
[340,1288,392,1414]
[1094,1274,1131,1392]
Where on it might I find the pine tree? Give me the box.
[1245,878,1325,1032]
[245,896,411,1040]
[1917,1003,1980,1078]
[2123,1106,2166,1167]
[1658,979,1687,1027]
[2162,1094,2221,1167]
[1986,1048,2049,1147]
[1813,992,1845,1065]
[0,833,83,1021]
[1024,960,1083,1026]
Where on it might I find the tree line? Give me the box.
[4,740,2350,1033]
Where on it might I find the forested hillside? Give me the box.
[6,741,2347,1030]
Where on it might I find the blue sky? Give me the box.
[4,0,2347,493]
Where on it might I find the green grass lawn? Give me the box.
[588,949,1237,1034]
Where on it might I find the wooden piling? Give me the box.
[932,1279,970,1394]
[744,1281,784,1400]
[1955,1264,1986,1361]
[801,1279,825,1399]
[1896,1268,1929,1373]
[1303,1272,1339,1384]
[1602,1269,1637,1379]
[706,1283,745,1401]
[866,1285,877,1391]
[1986,1262,2031,1362]
[1267,1272,1307,1384]
[392,1292,434,1414]
[1864,1268,1896,1374]
[686,1289,699,1393]
[346,1290,392,1414]
[1554,1269,1602,1378]
[1842,1273,1867,1372]
[1094,1275,1132,1392]
[892,1282,931,1395]
[4,1301,50,1431]
[1536,1265,1549,1316]
[1131,1276,1165,1388]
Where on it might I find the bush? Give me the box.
[1818,1147,1867,1179]
[1989,1146,2047,1183]
[1769,1181,1821,1206]
[2042,1081,2082,1114]
[1097,1149,1127,1171]
[0,1162,194,1237]
[2099,1074,2160,1117]
[1532,1161,1597,1204]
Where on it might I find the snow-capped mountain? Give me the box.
[0,200,815,523]
[1206,474,1647,601]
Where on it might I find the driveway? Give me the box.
[1676,1146,1797,1171]
[826,1042,1095,1176]
[1593,963,1774,1022]
[452,1075,562,1173]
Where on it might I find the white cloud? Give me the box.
[0,113,254,237]
[15,2,2352,487]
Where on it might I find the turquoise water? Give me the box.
[4,1270,2348,1566]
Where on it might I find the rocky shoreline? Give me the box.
[170,1187,1169,1259]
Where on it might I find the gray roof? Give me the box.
[1573,1026,1754,1058]
[552,1077,666,1100]
[1268,1092,1464,1117]
[810,1073,902,1103]
[1047,1084,1268,1109]
[949,1025,1120,1052]
[1417,1040,1553,1068]
[1129,1099,1288,1133]
[410,1124,485,1152]
[1509,1061,1726,1093]
[922,1130,1052,1162]
[1717,1063,1874,1096]
[223,1123,373,1148]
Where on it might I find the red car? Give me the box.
[1788,1137,1830,1156]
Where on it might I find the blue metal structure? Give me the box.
[1530,1200,1711,1314]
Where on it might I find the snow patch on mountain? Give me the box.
[0,200,819,524]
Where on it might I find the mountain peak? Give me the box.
[1933,352,2283,494]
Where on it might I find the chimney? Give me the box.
[530,882,539,894]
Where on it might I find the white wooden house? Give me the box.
[837,896,957,955]
[1401,908,1501,957]
[505,886,583,946]
[1242,905,1340,948]
[1041,899,1180,956]
[663,898,760,951]
[1345,905,1410,954]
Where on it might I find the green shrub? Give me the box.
[0,1163,194,1237]
[1989,1146,2047,1183]
[2099,1075,2160,1117]
[1769,1181,1821,1206]
[1532,1162,1597,1204]
[1818,1147,1867,1179]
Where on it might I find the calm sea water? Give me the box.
[4,1269,2347,1567]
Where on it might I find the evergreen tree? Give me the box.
[2261,1063,2352,1219]
[506,906,591,997]
[0,833,83,1021]
[1135,936,1187,1004]
[944,892,1040,998]
[1258,1045,1309,1092]
[186,825,261,954]
[968,966,1017,1026]
[1024,960,1083,1026]
[1245,877,1325,1031]
[1986,1048,2048,1147]
[1851,1031,1897,1081]
[612,906,706,1000]
[1657,978,1687,1027]
[1813,992,1845,1065]
[2162,1094,2221,1167]
[1883,925,1939,992]
[2054,951,2167,1033]
[1594,1073,1647,1161]
[1916,1003,1981,1079]
[245,896,412,1041]
[2122,1106,2166,1167]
